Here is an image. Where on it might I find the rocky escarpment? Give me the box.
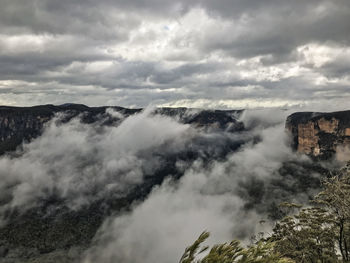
[286,110,350,160]
[0,104,140,155]
[0,104,244,155]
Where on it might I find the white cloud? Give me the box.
[83,110,314,263]
[0,0,350,109]
[0,109,192,214]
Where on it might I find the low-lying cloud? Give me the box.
[83,109,318,263]
[0,108,192,215]
[0,108,325,263]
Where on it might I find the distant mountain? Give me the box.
[0,104,244,155]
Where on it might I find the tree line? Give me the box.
[180,163,350,263]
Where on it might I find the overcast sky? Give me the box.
[0,0,350,109]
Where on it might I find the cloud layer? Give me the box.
[0,0,350,109]
[0,108,327,262]
[82,109,319,263]
[0,109,192,214]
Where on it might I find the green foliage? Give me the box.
[180,232,210,263]
[270,162,350,263]
[179,232,294,263]
[271,207,338,262]
[314,163,350,262]
[181,163,350,263]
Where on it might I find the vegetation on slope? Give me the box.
[180,163,350,263]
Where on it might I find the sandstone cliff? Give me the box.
[286,110,350,160]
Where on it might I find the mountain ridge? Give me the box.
[0,104,244,156]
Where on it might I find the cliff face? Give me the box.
[0,104,134,155]
[286,110,350,160]
[0,104,243,155]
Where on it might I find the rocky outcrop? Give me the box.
[286,110,350,160]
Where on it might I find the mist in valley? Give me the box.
[0,108,331,262]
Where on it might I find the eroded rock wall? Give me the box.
[286,111,350,160]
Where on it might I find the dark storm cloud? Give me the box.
[317,53,350,79]
[0,0,349,108]
[194,0,350,62]
[0,0,139,38]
